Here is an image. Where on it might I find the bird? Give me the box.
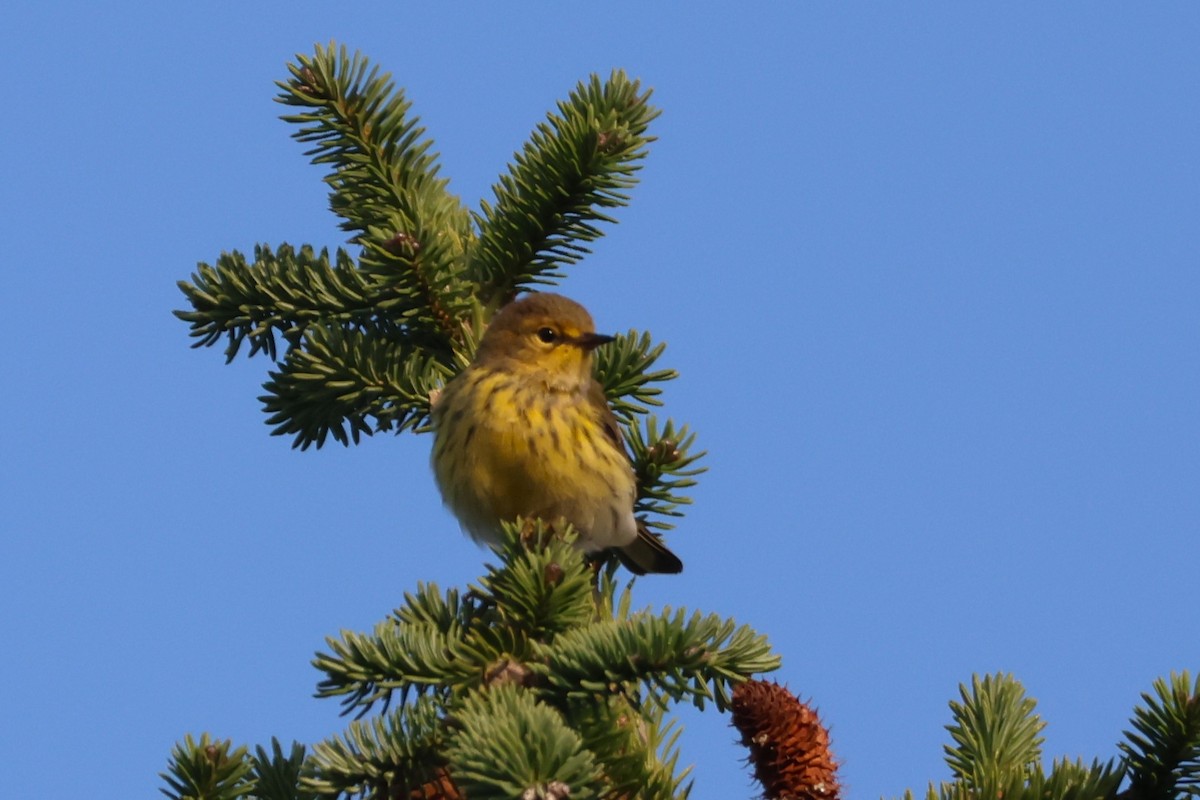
[430,292,682,575]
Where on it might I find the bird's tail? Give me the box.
[617,522,683,575]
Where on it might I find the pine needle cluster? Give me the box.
[161,523,780,799]
[176,41,701,544]
[897,672,1200,800]
[176,43,684,462]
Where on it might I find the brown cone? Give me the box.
[408,768,461,800]
[731,680,841,800]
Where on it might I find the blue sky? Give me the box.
[2,4,1197,798]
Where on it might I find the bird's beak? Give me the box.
[574,332,615,351]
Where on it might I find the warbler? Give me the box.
[430,292,682,575]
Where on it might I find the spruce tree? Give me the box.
[166,43,1200,800]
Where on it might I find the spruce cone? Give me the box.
[731,680,840,800]
[408,768,462,800]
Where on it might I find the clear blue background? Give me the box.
[3,4,1196,798]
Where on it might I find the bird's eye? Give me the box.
[536,327,558,343]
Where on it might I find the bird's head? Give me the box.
[473,293,613,389]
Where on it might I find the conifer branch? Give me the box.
[159,734,255,800]
[277,43,474,340]
[472,523,597,638]
[568,700,692,800]
[594,330,677,419]
[179,50,680,453]
[1119,672,1200,800]
[469,71,660,306]
[299,521,779,798]
[259,321,453,449]
[911,756,1125,800]
[1041,757,1124,800]
[943,673,1045,788]
[537,608,779,712]
[446,685,603,800]
[303,698,446,798]
[392,582,472,632]
[251,739,316,800]
[624,417,705,531]
[898,675,1160,800]
[592,335,708,536]
[176,244,377,362]
[313,617,478,715]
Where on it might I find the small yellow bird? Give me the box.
[431,292,682,574]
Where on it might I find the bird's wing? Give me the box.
[588,380,631,456]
